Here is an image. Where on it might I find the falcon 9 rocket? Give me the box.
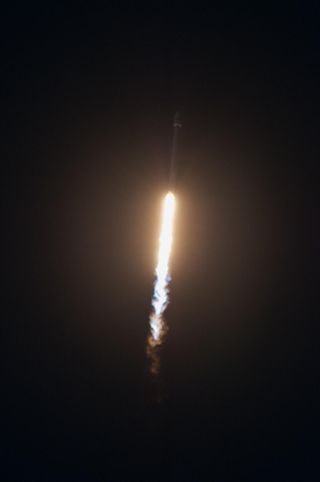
[169,112,182,189]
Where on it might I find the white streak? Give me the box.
[147,192,176,375]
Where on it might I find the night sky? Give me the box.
[2,3,319,481]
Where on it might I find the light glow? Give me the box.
[147,192,176,375]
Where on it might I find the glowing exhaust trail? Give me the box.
[147,191,176,375]
[146,112,181,378]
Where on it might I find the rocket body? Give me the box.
[169,112,182,189]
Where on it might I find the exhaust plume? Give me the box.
[147,192,176,376]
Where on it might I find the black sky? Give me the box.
[2,3,320,481]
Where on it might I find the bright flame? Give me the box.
[147,192,176,375]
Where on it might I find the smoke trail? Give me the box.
[147,192,176,376]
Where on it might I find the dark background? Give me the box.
[2,3,319,481]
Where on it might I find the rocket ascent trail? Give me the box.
[147,113,181,376]
[169,112,182,189]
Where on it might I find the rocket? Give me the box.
[169,112,182,189]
